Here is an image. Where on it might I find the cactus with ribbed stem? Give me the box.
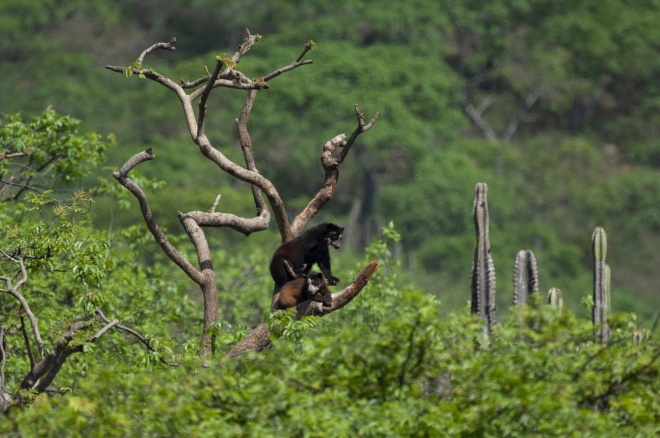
[470,183,496,335]
[592,227,611,343]
[547,288,563,314]
[513,249,539,306]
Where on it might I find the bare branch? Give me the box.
[210,194,222,213]
[260,41,315,83]
[197,57,225,140]
[0,151,28,161]
[136,38,176,65]
[87,319,119,343]
[235,89,271,224]
[1,255,45,359]
[464,100,497,141]
[179,210,269,235]
[93,307,169,361]
[224,323,271,359]
[35,317,120,389]
[475,95,495,115]
[289,134,346,234]
[260,59,314,83]
[105,64,189,98]
[188,77,269,102]
[107,37,302,241]
[225,260,379,359]
[115,147,155,177]
[187,90,274,240]
[291,105,378,233]
[338,104,380,164]
[231,28,261,65]
[179,216,213,272]
[180,76,211,89]
[0,249,19,264]
[113,149,205,285]
[503,89,541,142]
[284,260,301,279]
[190,31,309,90]
[295,40,316,63]
[177,216,219,355]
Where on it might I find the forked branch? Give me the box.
[290,105,379,235]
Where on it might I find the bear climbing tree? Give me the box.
[107,31,379,357]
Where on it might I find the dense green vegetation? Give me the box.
[1,0,659,434]
[2,0,660,315]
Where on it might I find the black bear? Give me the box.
[269,223,343,289]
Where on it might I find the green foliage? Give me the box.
[6,191,110,286]
[0,108,110,194]
[0,109,202,410]
[0,186,196,379]
[214,245,273,327]
[341,222,404,329]
[241,38,464,207]
[268,310,323,351]
[2,232,658,436]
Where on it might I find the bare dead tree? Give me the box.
[463,89,541,143]
[107,31,380,357]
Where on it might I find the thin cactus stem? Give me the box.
[547,288,563,314]
[513,249,539,306]
[470,183,496,334]
[592,227,611,343]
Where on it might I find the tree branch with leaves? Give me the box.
[0,245,156,414]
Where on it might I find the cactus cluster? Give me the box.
[467,182,637,344]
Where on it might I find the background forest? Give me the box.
[1,0,660,435]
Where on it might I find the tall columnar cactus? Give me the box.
[513,249,539,305]
[547,288,563,314]
[470,183,496,334]
[592,227,611,343]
